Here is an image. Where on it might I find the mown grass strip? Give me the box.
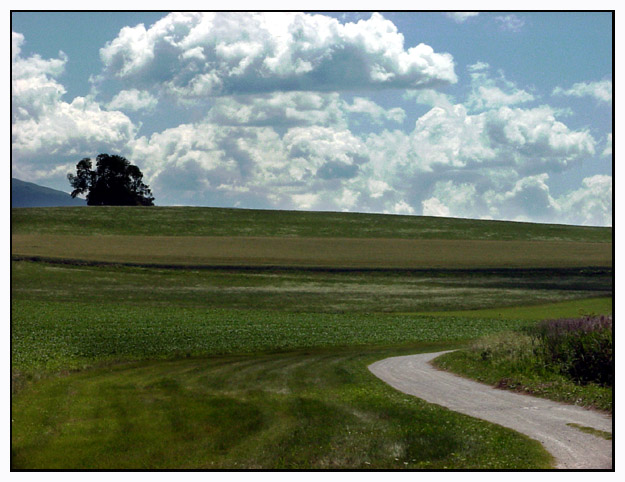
[11,345,554,470]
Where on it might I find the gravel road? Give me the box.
[369,351,613,469]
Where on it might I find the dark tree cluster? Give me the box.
[68,154,154,206]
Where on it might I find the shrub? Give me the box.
[528,315,613,387]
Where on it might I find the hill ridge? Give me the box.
[11,205,612,243]
[12,178,86,208]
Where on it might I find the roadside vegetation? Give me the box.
[11,207,612,469]
[434,315,613,411]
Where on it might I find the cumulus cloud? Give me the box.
[483,105,595,172]
[422,181,479,218]
[11,18,610,228]
[445,12,479,23]
[283,125,369,183]
[390,200,416,215]
[557,175,612,226]
[365,101,594,179]
[97,12,457,100]
[206,92,346,128]
[553,80,612,103]
[129,119,371,210]
[107,89,158,112]
[420,174,611,226]
[467,62,534,110]
[13,96,136,157]
[421,197,450,217]
[344,97,406,124]
[12,31,137,185]
[12,32,68,120]
[484,174,559,222]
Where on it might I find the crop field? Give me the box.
[11,207,612,469]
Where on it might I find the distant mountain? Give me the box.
[12,178,86,207]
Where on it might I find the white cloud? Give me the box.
[470,86,534,110]
[366,101,594,179]
[445,13,479,24]
[107,89,158,112]
[484,174,559,222]
[557,175,612,226]
[495,15,525,32]
[206,92,346,127]
[420,174,612,226]
[291,193,319,210]
[344,97,406,124]
[283,126,368,182]
[13,96,136,157]
[405,88,456,113]
[422,181,479,218]
[11,21,609,227]
[467,61,489,72]
[421,197,450,217]
[97,12,457,100]
[129,119,372,210]
[12,32,68,120]
[553,80,612,103]
[602,133,612,157]
[467,63,534,110]
[368,179,391,199]
[390,200,416,215]
[12,33,137,185]
[482,105,595,172]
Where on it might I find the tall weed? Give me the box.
[528,315,613,386]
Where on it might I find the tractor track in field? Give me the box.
[369,351,612,470]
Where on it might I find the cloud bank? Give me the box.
[11,12,612,226]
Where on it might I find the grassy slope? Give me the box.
[11,207,613,469]
[12,207,613,269]
[12,206,612,241]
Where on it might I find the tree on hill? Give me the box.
[68,154,155,206]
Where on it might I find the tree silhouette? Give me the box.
[68,154,154,206]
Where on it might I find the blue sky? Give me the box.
[11,11,613,225]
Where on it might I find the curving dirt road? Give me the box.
[369,351,613,469]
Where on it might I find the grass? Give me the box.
[11,299,545,386]
[419,297,613,320]
[12,234,613,269]
[433,318,613,412]
[11,344,554,470]
[567,424,612,440]
[11,206,612,241]
[10,206,613,469]
[11,261,612,313]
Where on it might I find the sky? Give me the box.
[11,10,614,226]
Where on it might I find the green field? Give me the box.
[12,206,612,241]
[11,207,612,469]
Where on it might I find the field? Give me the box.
[11,206,612,469]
